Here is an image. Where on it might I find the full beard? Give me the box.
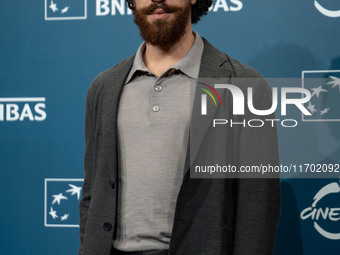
[134,2,191,51]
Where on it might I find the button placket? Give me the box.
[151,80,162,116]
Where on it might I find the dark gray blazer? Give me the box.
[79,38,281,255]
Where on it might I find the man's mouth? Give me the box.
[150,8,170,18]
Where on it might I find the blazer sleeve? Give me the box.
[79,83,96,255]
[232,77,281,255]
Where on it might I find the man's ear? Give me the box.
[191,0,197,5]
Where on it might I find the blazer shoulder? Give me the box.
[201,37,263,79]
[89,55,134,90]
[225,54,263,79]
[87,54,135,97]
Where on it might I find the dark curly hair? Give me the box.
[126,0,213,24]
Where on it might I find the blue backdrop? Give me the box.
[1,1,340,254]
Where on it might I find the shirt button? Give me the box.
[155,85,162,92]
[152,105,160,112]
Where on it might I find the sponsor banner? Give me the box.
[300,181,340,240]
[45,0,87,20]
[302,70,340,122]
[0,97,46,122]
[44,179,83,227]
[45,0,244,20]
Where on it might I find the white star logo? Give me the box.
[49,207,58,220]
[320,107,330,115]
[52,193,68,205]
[327,76,340,93]
[49,0,59,13]
[61,214,70,221]
[61,6,70,14]
[311,86,328,98]
[66,184,82,200]
[307,101,317,114]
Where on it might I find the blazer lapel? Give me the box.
[99,55,135,181]
[183,38,233,176]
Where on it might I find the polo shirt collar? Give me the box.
[125,31,204,84]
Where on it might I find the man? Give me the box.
[79,0,281,255]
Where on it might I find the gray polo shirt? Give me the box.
[114,32,204,252]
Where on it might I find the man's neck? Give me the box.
[143,28,195,77]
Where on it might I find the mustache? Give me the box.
[140,3,181,15]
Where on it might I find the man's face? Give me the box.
[133,0,195,51]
